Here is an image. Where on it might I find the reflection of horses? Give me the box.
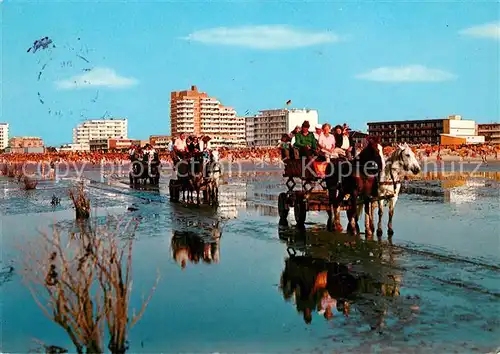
[170,224,221,269]
[280,253,357,324]
[278,228,402,328]
[325,138,383,237]
[279,251,401,327]
[370,143,421,237]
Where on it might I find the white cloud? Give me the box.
[459,22,500,40]
[55,67,138,89]
[355,65,456,83]
[183,25,340,49]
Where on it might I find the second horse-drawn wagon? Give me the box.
[129,151,161,186]
[169,150,221,205]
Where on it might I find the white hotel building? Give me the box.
[246,109,319,147]
[72,118,128,150]
[0,123,9,150]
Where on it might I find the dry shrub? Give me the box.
[21,216,159,354]
[69,182,91,220]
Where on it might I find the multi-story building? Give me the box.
[7,136,44,153]
[368,118,444,145]
[73,118,128,145]
[247,109,319,147]
[350,131,368,146]
[477,123,500,144]
[245,116,255,146]
[149,135,172,150]
[368,115,484,145]
[170,86,246,147]
[0,123,9,150]
[441,115,484,144]
[89,138,141,152]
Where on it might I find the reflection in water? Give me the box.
[278,228,404,331]
[218,182,247,218]
[171,225,221,269]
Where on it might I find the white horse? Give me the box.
[365,143,421,237]
[207,150,221,203]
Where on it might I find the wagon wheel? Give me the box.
[294,198,307,227]
[278,192,290,220]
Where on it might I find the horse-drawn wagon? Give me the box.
[129,153,161,186]
[169,150,221,205]
[278,142,422,237]
[278,157,354,230]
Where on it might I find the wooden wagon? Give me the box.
[278,158,353,227]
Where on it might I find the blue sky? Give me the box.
[2,0,499,146]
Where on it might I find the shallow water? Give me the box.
[0,168,499,353]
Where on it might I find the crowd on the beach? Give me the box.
[0,135,498,170]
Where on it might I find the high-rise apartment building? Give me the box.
[170,86,245,147]
[246,109,319,147]
[0,123,9,150]
[73,118,128,146]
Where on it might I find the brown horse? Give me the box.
[176,152,205,204]
[326,138,383,237]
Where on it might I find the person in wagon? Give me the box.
[318,123,336,161]
[174,133,188,157]
[279,133,292,160]
[332,124,354,159]
[293,120,317,157]
[314,124,323,141]
[128,144,138,161]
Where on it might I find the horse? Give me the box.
[176,156,195,202]
[175,152,206,204]
[129,159,160,186]
[369,143,421,237]
[325,138,383,237]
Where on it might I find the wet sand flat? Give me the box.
[0,168,499,353]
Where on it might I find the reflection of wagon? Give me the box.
[171,229,221,268]
[278,158,353,227]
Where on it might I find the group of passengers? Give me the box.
[128,143,159,165]
[280,120,355,161]
[169,133,214,165]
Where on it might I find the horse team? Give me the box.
[293,139,422,238]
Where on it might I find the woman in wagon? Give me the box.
[318,123,337,161]
[293,120,317,157]
[332,124,355,159]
